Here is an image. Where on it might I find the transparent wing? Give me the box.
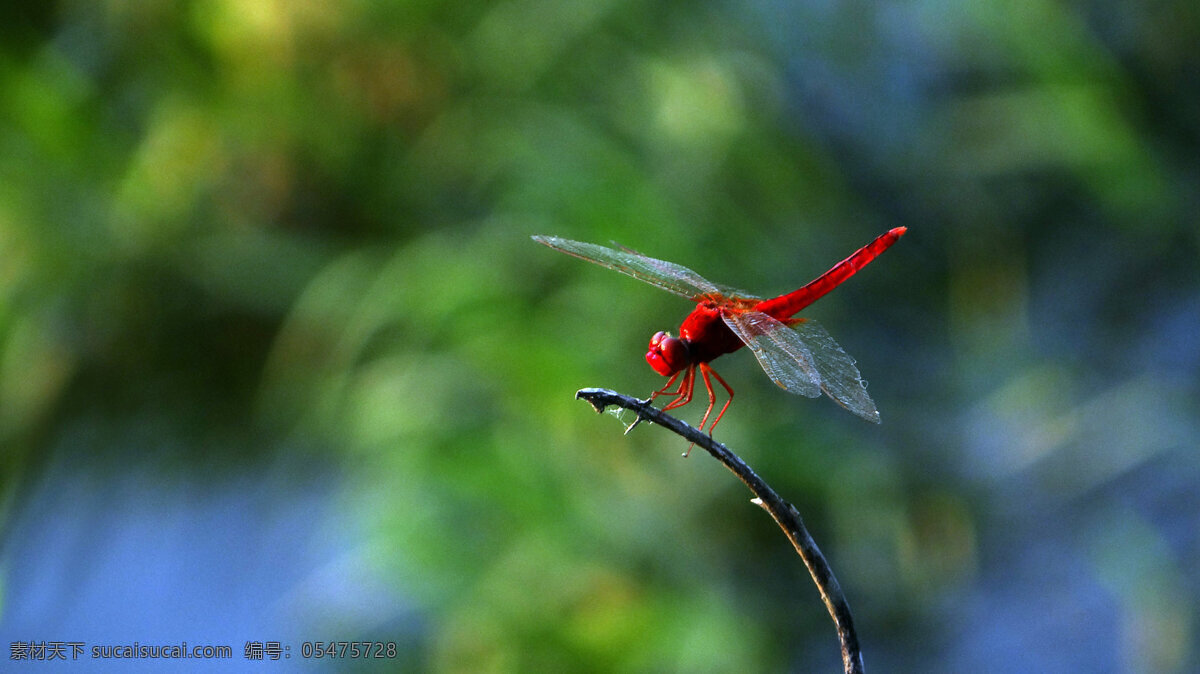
[721,311,881,423]
[791,319,880,423]
[532,235,754,300]
[720,311,822,398]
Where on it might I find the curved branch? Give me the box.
[575,387,864,674]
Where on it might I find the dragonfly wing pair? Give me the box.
[721,311,880,423]
[531,235,754,301]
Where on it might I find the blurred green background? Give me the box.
[1,1,1197,672]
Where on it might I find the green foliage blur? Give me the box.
[1,1,1198,672]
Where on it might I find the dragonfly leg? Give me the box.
[653,366,695,412]
[649,367,704,456]
[649,370,681,404]
[701,364,734,436]
[648,371,681,428]
[695,364,718,434]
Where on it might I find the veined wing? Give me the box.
[532,235,753,301]
[721,311,881,423]
[721,310,821,398]
[791,318,880,423]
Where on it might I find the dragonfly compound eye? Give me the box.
[646,331,689,376]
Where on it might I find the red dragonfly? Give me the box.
[533,228,906,434]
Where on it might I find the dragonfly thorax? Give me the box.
[646,331,690,376]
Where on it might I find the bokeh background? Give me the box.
[1,1,1197,672]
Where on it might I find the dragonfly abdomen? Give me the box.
[755,227,907,319]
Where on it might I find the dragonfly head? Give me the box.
[646,331,690,376]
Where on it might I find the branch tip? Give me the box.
[575,388,614,415]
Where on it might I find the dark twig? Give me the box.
[575,387,864,674]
